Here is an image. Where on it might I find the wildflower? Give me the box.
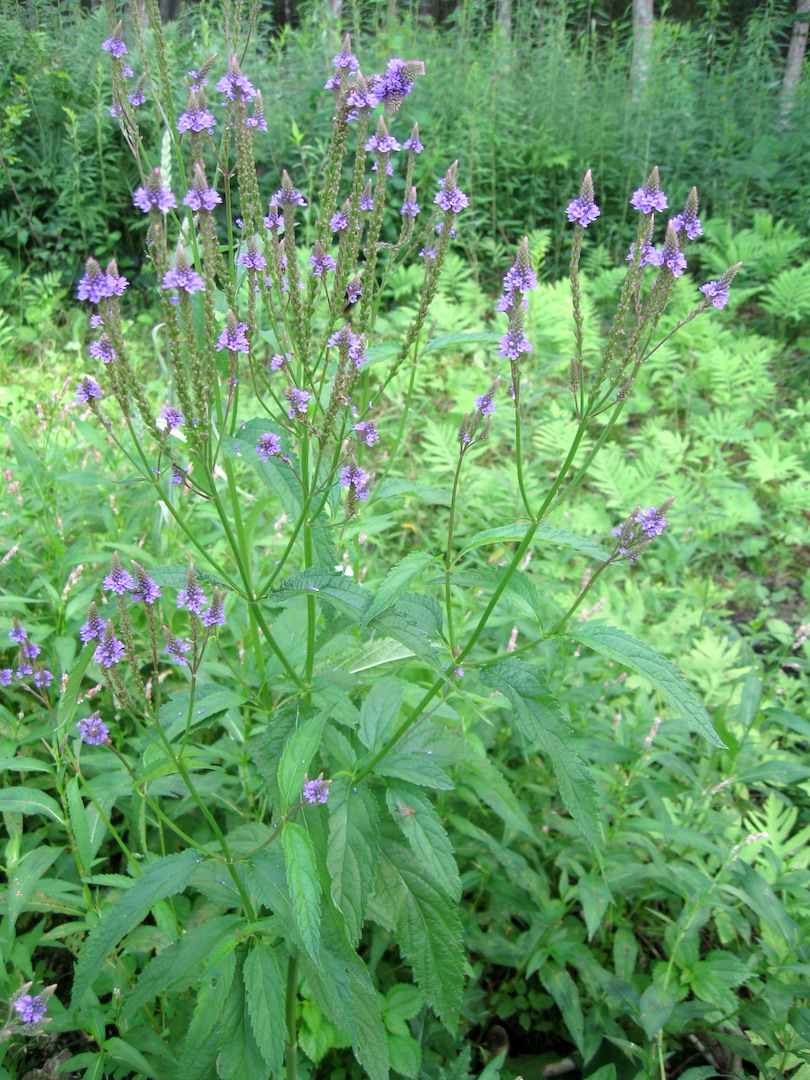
[499,327,532,362]
[131,561,162,605]
[256,432,282,460]
[216,57,257,102]
[162,266,205,294]
[89,335,117,364]
[201,589,227,628]
[103,553,135,595]
[302,773,331,804]
[434,163,469,213]
[630,165,668,214]
[9,620,28,644]
[247,92,267,130]
[77,258,127,304]
[286,387,312,419]
[627,242,664,268]
[93,630,126,668]
[133,169,176,214]
[330,210,349,232]
[33,670,53,688]
[163,635,191,664]
[365,120,401,155]
[660,222,687,277]
[237,241,267,271]
[177,92,216,134]
[80,603,107,644]
[403,123,423,153]
[671,186,702,240]
[263,205,283,231]
[269,171,307,208]
[270,353,288,371]
[354,420,379,446]
[700,280,730,309]
[128,86,146,107]
[346,75,381,112]
[340,463,370,501]
[90,313,104,329]
[13,995,48,1023]
[370,58,425,114]
[217,313,250,353]
[419,246,436,260]
[310,241,336,278]
[359,181,375,211]
[612,499,673,561]
[476,394,496,416]
[16,662,33,679]
[183,164,222,211]
[22,640,41,659]
[158,405,185,432]
[76,378,101,404]
[400,187,419,219]
[636,506,669,537]
[346,276,362,304]
[332,35,359,75]
[566,168,601,227]
[503,237,538,295]
[177,567,207,615]
[0,669,11,686]
[101,26,127,58]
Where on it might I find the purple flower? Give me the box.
[247,93,267,130]
[237,246,267,271]
[170,465,188,485]
[302,773,331,804]
[476,395,496,415]
[286,387,312,419]
[33,670,53,688]
[630,165,668,214]
[310,242,336,278]
[346,77,381,112]
[201,589,227,628]
[9,622,28,644]
[133,169,176,214]
[163,636,191,664]
[188,68,208,90]
[370,58,425,114]
[89,335,117,364]
[434,166,469,213]
[158,405,185,432]
[16,663,33,679]
[270,353,288,370]
[330,210,349,232]
[77,258,126,304]
[162,267,205,294]
[566,167,600,227]
[636,506,669,537]
[346,277,362,304]
[128,89,146,107]
[660,223,687,277]
[22,640,41,659]
[365,129,401,155]
[78,714,109,744]
[359,183,375,211]
[217,315,250,353]
[403,124,423,153]
[177,573,208,615]
[0,669,11,686]
[264,205,283,230]
[101,34,127,59]
[419,247,436,260]
[256,432,282,460]
[90,314,104,329]
[339,463,370,501]
[105,261,128,296]
[372,159,394,176]
[671,186,702,240]
[76,378,101,404]
[503,240,538,295]
[216,57,257,102]
[332,35,359,74]
[499,328,532,361]
[80,603,106,644]
[270,171,307,208]
[354,420,379,446]
[13,995,48,1023]
[184,165,222,211]
[93,635,126,668]
[700,279,730,309]
[131,561,162,605]
[177,107,216,134]
[400,187,419,218]
[103,553,135,595]
[626,242,664,268]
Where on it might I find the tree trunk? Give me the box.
[630,0,653,95]
[781,0,810,118]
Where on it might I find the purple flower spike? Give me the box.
[330,210,349,232]
[216,56,257,102]
[403,123,423,153]
[162,635,192,664]
[499,328,532,361]
[310,241,336,278]
[133,168,176,214]
[131,561,162,605]
[78,715,110,744]
[371,58,425,114]
[435,162,469,214]
[270,170,307,209]
[178,89,216,134]
[475,394,496,416]
[89,335,117,364]
[503,237,538,295]
[76,378,101,404]
[302,773,331,804]
[700,279,730,309]
[339,463,370,501]
[13,995,48,1023]
[566,168,601,227]
[671,186,702,241]
[359,181,375,211]
[0,669,12,686]
[217,312,250,353]
[286,387,312,419]
[346,277,362,304]
[9,620,28,644]
[333,34,359,74]
[401,187,419,219]
[660,223,687,277]
[630,165,668,214]
[201,588,227,628]
[103,552,135,595]
[256,432,282,461]
[177,565,207,615]
[34,670,53,688]
[162,267,205,294]
[80,603,106,644]
[184,164,221,211]
[101,24,127,59]
[247,92,267,131]
[354,420,379,446]
[93,632,126,669]
[158,405,185,432]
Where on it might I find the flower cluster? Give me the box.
[612,499,674,562]
[565,168,600,228]
[327,325,368,368]
[497,238,537,378]
[77,258,129,304]
[302,773,331,804]
[2,620,52,690]
[133,168,176,214]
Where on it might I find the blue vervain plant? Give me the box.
[2,5,744,1076]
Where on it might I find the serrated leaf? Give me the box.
[57,642,96,736]
[277,713,328,812]
[578,872,611,940]
[386,784,460,901]
[177,950,238,1080]
[65,778,92,873]
[101,1038,156,1078]
[244,941,285,1076]
[459,523,611,562]
[161,683,247,741]
[376,843,464,1028]
[0,787,64,824]
[71,850,199,1006]
[282,822,321,958]
[479,659,601,849]
[459,757,533,836]
[358,675,402,751]
[448,567,539,618]
[376,749,453,790]
[217,960,270,1080]
[568,624,725,747]
[376,478,453,507]
[362,552,437,627]
[327,783,379,946]
[637,982,676,1040]
[543,969,585,1056]
[7,847,60,924]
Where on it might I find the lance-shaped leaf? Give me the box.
[282,821,321,958]
[244,941,286,1076]
[327,782,379,945]
[386,783,461,901]
[568,624,725,747]
[277,712,328,813]
[362,552,437,627]
[358,675,402,751]
[71,850,199,1006]
[479,659,602,849]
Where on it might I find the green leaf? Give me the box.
[71,850,199,1006]
[66,778,93,873]
[637,982,676,1040]
[327,782,379,946]
[728,861,798,948]
[543,969,585,1056]
[282,821,321,958]
[176,950,238,1080]
[244,941,285,1076]
[277,712,328,812]
[100,1038,156,1078]
[458,757,533,836]
[122,916,242,1024]
[689,950,751,1005]
[479,659,601,849]
[423,331,501,354]
[578,872,611,940]
[57,642,96,737]
[8,847,60,924]
[568,624,725,748]
[0,787,64,824]
[362,552,438,627]
[376,478,453,507]
[376,749,453,789]
[375,843,464,1028]
[460,523,611,562]
[161,683,247,741]
[358,675,402,751]
[386,784,461,901]
[448,567,539,618]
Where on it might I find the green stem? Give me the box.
[285,952,300,1080]
[444,448,466,655]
